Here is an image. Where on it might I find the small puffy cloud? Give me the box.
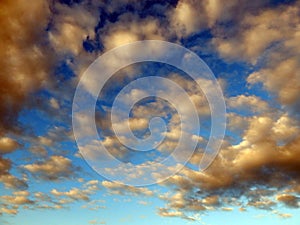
[23,156,76,180]
[49,180,100,202]
[0,207,18,215]
[0,157,27,190]
[49,98,60,109]
[103,30,139,50]
[82,199,106,211]
[248,198,276,210]
[276,194,299,208]
[273,210,293,219]
[37,136,53,147]
[158,207,184,218]
[2,195,34,205]
[202,195,219,206]
[51,188,89,201]
[227,95,270,114]
[1,190,34,215]
[0,174,28,190]
[102,14,167,50]
[157,207,198,221]
[112,118,149,133]
[102,181,153,196]
[0,137,20,154]
[221,207,233,211]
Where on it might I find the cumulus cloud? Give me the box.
[102,181,153,196]
[0,153,27,190]
[209,1,300,110]
[51,188,89,201]
[2,192,34,205]
[23,156,77,180]
[101,13,169,50]
[169,0,208,37]
[0,190,34,215]
[227,95,270,114]
[0,179,103,215]
[169,0,269,38]
[0,174,28,190]
[276,194,299,208]
[211,1,298,62]
[0,137,20,154]
[156,111,300,217]
[0,207,18,215]
[50,180,100,202]
[248,57,300,109]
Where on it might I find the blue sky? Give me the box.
[1,0,300,225]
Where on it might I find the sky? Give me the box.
[0,0,300,225]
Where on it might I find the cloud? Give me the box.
[248,57,300,108]
[49,2,99,56]
[0,190,34,215]
[169,0,269,38]
[169,0,208,37]
[273,210,293,219]
[0,174,28,190]
[0,179,103,215]
[158,207,185,218]
[89,220,106,225]
[0,207,18,215]
[0,157,11,175]
[157,110,300,216]
[227,113,250,133]
[0,156,27,190]
[51,188,89,201]
[50,180,100,202]
[81,199,106,211]
[276,194,299,208]
[102,181,153,196]
[2,193,34,205]
[209,1,300,110]
[0,137,20,154]
[227,95,270,114]
[211,1,297,63]
[157,207,199,221]
[0,0,53,133]
[101,14,168,50]
[23,156,77,180]
[247,198,276,210]
[28,146,47,156]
